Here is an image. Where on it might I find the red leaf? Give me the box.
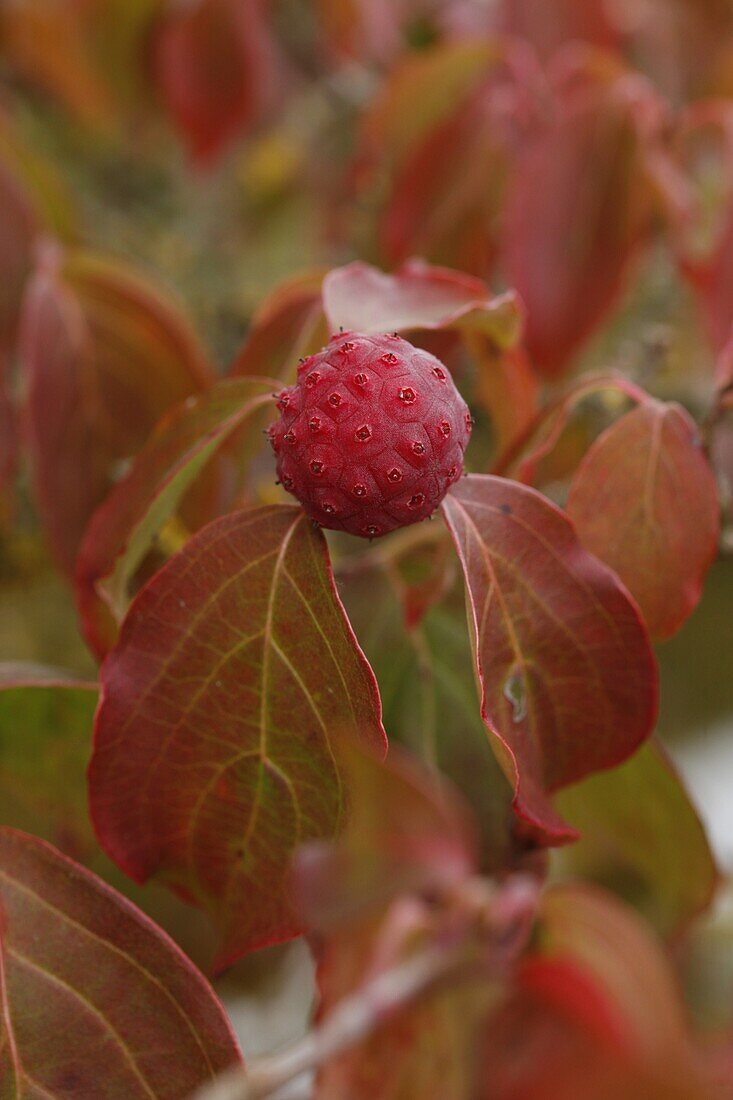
[152,0,281,165]
[501,51,666,376]
[441,474,658,845]
[19,244,212,575]
[323,260,522,344]
[76,376,276,659]
[0,828,240,1096]
[293,741,477,932]
[90,505,386,968]
[480,885,711,1099]
[566,399,720,639]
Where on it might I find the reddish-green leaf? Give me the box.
[20,245,212,575]
[441,474,658,845]
[294,741,477,932]
[554,741,718,937]
[501,51,665,376]
[151,0,280,164]
[76,376,276,659]
[90,505,386,968]
[566,399,720,639]
[323,260,521,345]
[0,828,240,1097]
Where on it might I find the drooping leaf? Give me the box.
[554,741,718,938]
[0,827,241,1097]
[76,376,276,659]
[566,399,720,640]
[0,669,97,862]
[293,740,477,932]
[229,271,327,380]
[501,50,666,376]
[441,474,658,845]
[151,0,281,164]
[90,504,386,968]
[19,244,212,575]
[339,554,519,874]
[323,260,522,345]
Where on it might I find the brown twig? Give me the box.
[192,875,539,1100]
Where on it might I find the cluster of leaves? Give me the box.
[1,1,733,1097]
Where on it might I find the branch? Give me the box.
[193,875,539,1100]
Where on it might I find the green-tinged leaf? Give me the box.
[323,260,522,345]
[20,245,213,575]
[441,475,658,845]
[90,505,386,968]
[0,671,97,862]
[0,828,241,1097]
[293,740,477,931]
[76,376,277,659]
[339,553,517,873]
[566,399,720,640]
[554,742,718,937]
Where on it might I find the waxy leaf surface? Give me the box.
[21,247,212,575]
[323,260,521,344]
[90,505,386,968]
[566,400,720,639]
[0,828,240,1097]
[441,475,658,844]
[76,376,276,658]
[555,741,717,937]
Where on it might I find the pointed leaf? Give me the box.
[441,474,658,845]
[566,399,720,639]
[151,0,281,164]
[323,260,522,345]
[501,52,665,376]
[76,376,276,658]
[90,505,386,968]
[20,245,212,574]
[0,828,240,1097]
[554,741,718,937]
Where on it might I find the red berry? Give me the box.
[269,332,472,538]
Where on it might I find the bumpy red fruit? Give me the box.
[268,332,472,538]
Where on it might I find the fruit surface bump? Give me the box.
[268,332,471,538]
